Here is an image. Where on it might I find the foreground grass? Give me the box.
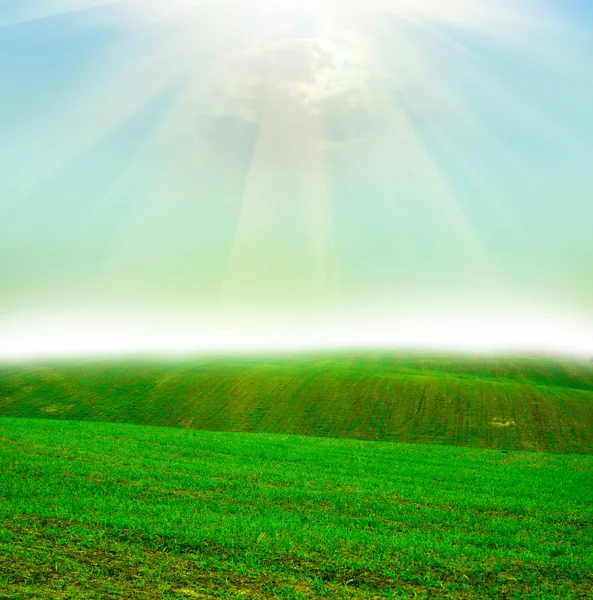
[1,417,592,598]
[1,352,592,454]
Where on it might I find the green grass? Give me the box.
[1,352,592,597]
[1,352,592,454]
[1,417,592,599]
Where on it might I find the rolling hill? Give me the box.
[1,352,592,454]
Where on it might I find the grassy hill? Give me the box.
[1,352,592,454]
[1,417,592,599]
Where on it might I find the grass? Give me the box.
[1,416,592,599]
[1,352,592,454]
[1,352,592,597]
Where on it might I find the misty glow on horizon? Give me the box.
[1,0,592,358]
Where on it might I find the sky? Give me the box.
[1,0,592,358]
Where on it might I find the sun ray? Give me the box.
[0,0,120,29]
[1,0,592,357]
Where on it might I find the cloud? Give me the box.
[177,26,393,145]
[25,0,571,148]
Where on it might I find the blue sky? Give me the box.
[1,0,592,357]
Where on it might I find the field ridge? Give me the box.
[1,353,592,454]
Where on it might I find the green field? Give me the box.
[1,353,592,454]
[1,353,592,598]
[1,417,592,599]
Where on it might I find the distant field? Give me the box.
[1,352,592,454]
[1,417,592,599]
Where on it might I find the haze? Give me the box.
[1,0,592,358]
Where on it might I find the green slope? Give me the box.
[1,417,592,599]
[1,352,592,454]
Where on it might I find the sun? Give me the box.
[3,0,590,359]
